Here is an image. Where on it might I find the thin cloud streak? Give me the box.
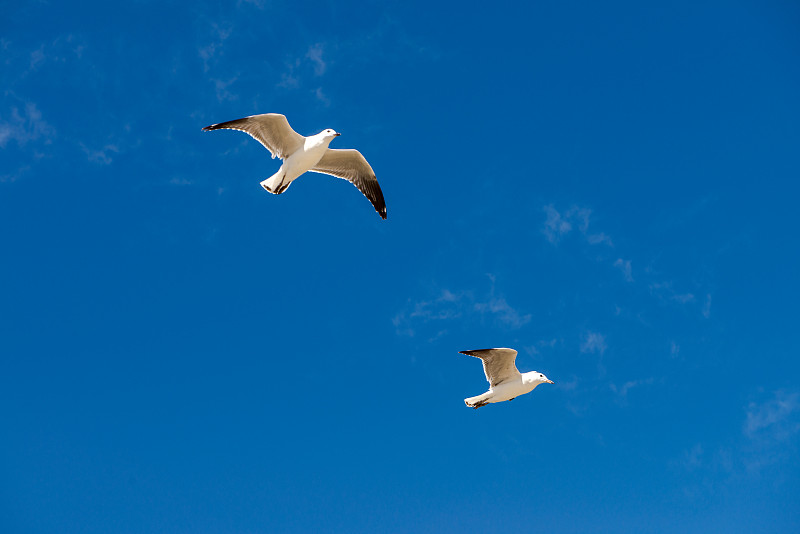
[542,204,613,246]
[0,102,55,148]
[393,278,531,337]
[609,378,654,404]
[305,43,326,76]
[649,281,695,304]
[676,390,800,483]
[198,24,232,73]
[614,258,633,282]
[80,142,120,165]
[744,390,800,440]
[543,204,572,243]
[580,331,607,355]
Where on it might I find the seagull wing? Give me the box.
[202,113,305,160]
[460,348,520,387]
[310,148,387,220]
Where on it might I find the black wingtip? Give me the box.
[460,349,498,356]
[201,125,214,131]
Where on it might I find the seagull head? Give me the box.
[320,128,341,139]
[534,372,554,385]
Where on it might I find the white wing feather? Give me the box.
[460,348,521,387]
[202,113,305,160]
[310,148,387,219]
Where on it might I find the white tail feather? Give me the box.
[260,171,292,194]
[465,391,492,408]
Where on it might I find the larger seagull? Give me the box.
[461,348,554,409]
[202,113,387,219]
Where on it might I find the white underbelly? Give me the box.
[283,143,327,180]
[489,381,532,403]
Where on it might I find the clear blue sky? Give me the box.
[2,1,799,533]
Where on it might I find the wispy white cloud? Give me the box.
[649,281,695,304]
[520,338,558,357]
[580,331,607,355]
[305,43,326,76]
[586,232,613,245]
[542,204,613,246]
[614,258,633,282]
[677,390,800,484]
[476,274,531,328]
[674,442,732,479]
[278,68,300,89]
[0,101,55,148]
[473,296,532,329]
[75,121,137,167]
[0,40,68,183]
[393,276,531,336]
[313,87,330,107]
[3,35,87,83]
[411,289,468,321]
[609,377,653,402]
[702,294,712,318]
[571,206,591,232]
[80,142,120,165]
[0,164,31,184]
[29,44,45,71]
[542,204,573,243]
[741,390,800,471]
[198,24,232,73]
[543,203,715,336]
[277,43,331,101]
[744,390,800,440]
[392,289,465,337]
[212,76,239,102]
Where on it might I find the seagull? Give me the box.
[202,113,387,219]
[460,348,554,409]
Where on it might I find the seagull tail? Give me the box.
[260,171,292,195]
[465,392,492,409]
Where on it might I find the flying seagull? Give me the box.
[460,348,554,409]
[202,113,387,219]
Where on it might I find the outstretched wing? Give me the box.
[460,348,520,387]
[202,113,305,160]
[310,148,387,220]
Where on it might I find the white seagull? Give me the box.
[461,348,554,409]
[202,113,387,219]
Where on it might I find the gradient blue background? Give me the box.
[2,1,799,532]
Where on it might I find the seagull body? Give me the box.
[202,113,386,219]
[461,348,554,409]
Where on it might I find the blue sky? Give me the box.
[2,0,799,532]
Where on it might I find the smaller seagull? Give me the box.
[202,113,386,219]
[460,348,554,409]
